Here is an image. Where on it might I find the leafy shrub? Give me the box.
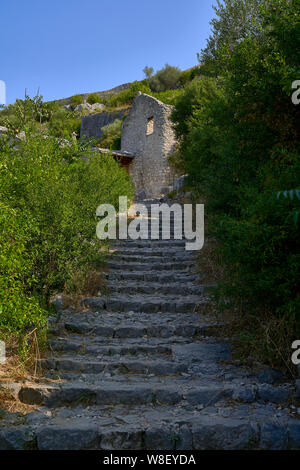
[87,93,103,105]
[97,119,122,150]
[0,134,134,341]
[70,94,83,107]
[0,203,46,335]
[47,106,81,139]
[152,89,182,106]
[179,67,202,87]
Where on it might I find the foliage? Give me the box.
[152,89,182,106]
[0,94,81,139]
[47,105,81,139]
[149,64,182,92]
[143,66,154,79]
[103,81,151,109]
[70,94,84,107]
[199,0,264,73]
[171,0,300,354]
[0,91,54,135]
[87,93,103,105]
[0,203,46,334]
[97,119,122,150]
[179,67,202,86]
[0,133,133,341]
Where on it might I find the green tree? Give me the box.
[149,64,182,92]
[199,0,264,72]
[143,66,154,79]
[171,0,300,358]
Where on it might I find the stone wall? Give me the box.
[121,93,177,198]
[80,108,129,140]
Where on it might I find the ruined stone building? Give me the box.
[81,93,179,198]
[120,93,178,198]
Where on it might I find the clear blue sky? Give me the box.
[1,0,215,104]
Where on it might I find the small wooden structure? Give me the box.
[97,148,135,174]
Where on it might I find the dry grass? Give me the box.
[0,387,38,416]
[61,267,108,311]
[196,237,225,285]
[0,332,46,415]
[218,308,299,378]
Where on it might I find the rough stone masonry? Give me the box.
[121,93,178,198]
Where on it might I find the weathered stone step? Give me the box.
[13,379,293,409]
[112,248,195,258]
[107,261,193,271]
[107,282,205,296]
[83,294,203,313]
[1,404,298,449]
[106,271,200,282]
[41,357,188,375]
[114,239,187,248]
[110,254,194,263]
[56,319,216,339]
[77,294,205,312]
[15,382,230,407]
[50,338,173,356]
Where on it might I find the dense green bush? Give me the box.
[152,89,182,106]
[87,93,103,105]
[0,203,46,335]
[97,119,122,150]
[171,0,300,331]
[70,94,83,107]
[0,134,133,340]
[47,106,81,139]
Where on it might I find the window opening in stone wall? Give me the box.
[146,116,154,135]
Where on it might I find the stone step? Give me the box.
[41,357,188,375]
[112,248,195,257]
[110,254,194,264]
[114,240,187,248]
[58,320,217,339]
[106,271,200,282]
[82,294,203,314]
[50,338,173,356]
[15,382,230,407]
[13,379,293,409]
[107,282,205,296]
[0,404,298,449]
[107,261,193,271]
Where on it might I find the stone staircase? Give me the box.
[0,201,299,450]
